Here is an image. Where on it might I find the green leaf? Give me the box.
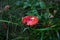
[39,1,46,9]
[23,2,31,8]
[44,12,53,19]
[15,1,22,6]
[44,12,49,19]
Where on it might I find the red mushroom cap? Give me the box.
[22,16,39,26]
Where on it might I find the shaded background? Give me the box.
[0,0,60,40]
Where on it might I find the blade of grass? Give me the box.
[0,20,19,25]
[55,30,60,40]
[40,32,44,40]
[11,36,29,40]
[6,28,9,40]
[31,25,56,31]
[6,23,9,40]
[23,27,29,33]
